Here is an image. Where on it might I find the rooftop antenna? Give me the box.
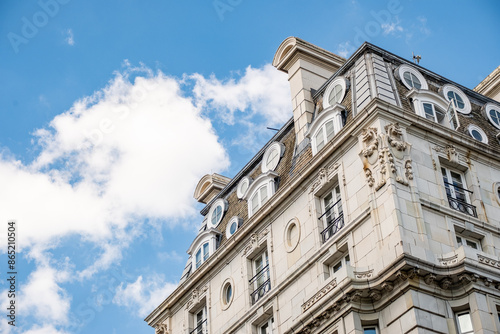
[267,127,279,132]
[412,52,421,64]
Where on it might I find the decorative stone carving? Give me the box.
[424,273,436,285]
[478,254,500,269]
[243,233,259,256]
[433,144,459,164]
[484,278,493,287]
[369,290,382,301]
[185,284,209,310]
[440,277,453,290]
[309,163,340,193]
[439,254,459,266]
[359,123,412,190]
[349,291,362,302]
[302,279,338,312]
[353,269,373,279]
[385,123,407,152]
[155,324,168,334]
[458,273,478,284]
[382,282,394,292]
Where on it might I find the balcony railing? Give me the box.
[190,319,207,334]
[320,213,345,243]
[444,182,477,218]
[249,264,271,304]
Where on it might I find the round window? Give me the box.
[284,218,300,253]
[236,177,252,199]
[403,71,421,89]
[261,142,285,173]
[221,278,234,310]
[447,91,465,109]
[442,85,470,114]
[489,108,500,127]
[495,182,500,205]
[226,216,242,238]
[467,125,488,144]
[484,103,500,130]
[207,198,227,228]
[328,84,343,105]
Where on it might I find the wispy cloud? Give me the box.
[65,29,74,46]
[382,16,404,35]
[113,274,177,317]
[336,41,355,58]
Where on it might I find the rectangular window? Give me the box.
[423,103,437,122]
[456,311,474,334]
[446,100,460,130]
[249,250,271,304]
[190,306,207,334]
[260,317,274,334]
[456,235,481,250]
[441,167,477,217]
[319,185,344,243]
[363,326,378,334]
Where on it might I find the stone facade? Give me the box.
[145,38,500,334]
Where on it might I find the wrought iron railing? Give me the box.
[443,181,477,218]
[249,264,271,304]
[320,213,345,243]
[189,319,207,334]
[318,199,342,224]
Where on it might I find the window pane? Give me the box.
[203,243,209,261]
[260,186,268,204]
[423,103,435,121]
[333,261,342,273]
[471,129,483,141]
[329,84,343,105]
[448,91,465,109]
[212,205,222,225]
[315,130,325,151]
[457,312,473,333]
[490,109,500,126]
[456,236,462,245]
[266,149,279,170]
[229,221,237,235]
[363,327,377,334]
[251,193,260,212]
[325,120,335,142]
[466,240,478,249]
[196,249,202,268]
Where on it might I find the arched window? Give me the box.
[395,64,428,90]
[244,172,278,217]
[323,77,348,109]
[441,85,471,114]
[306,104,346,155]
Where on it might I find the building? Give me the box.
[145,37,500,334]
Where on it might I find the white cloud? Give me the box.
[65,29,74,46]
[113,275,177,317]
[20,264,72,325]
[23,325,69,334]
[381,16,404,35]
[191,64,291,127]
[336,41,354,58]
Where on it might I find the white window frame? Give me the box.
[407,90,458,130]
[484,102,500,130]
[244,172,278,217]
[396,64,428,90]
[187,229,221,271]
[226,216,243,239]
[467,124,488,144]
[456,234,481,251]
[237,176,253,199]
[261,142,285,173]
[331,253,350,283]
[456,311,474,334]
[259,317,274,334]
[192,305,207,334]
[442,84,471,115]
[207,198,228,228]
[323,77,348,109]
[306,104,346,155]
[250,250,271,304]
[195,242,209,269]
[320,184,343,227]
[441,167,470,204]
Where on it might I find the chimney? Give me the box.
[273,37,345,150]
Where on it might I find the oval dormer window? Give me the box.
[207,198,228,228]
[323,77,348,110]
[261,142,285,173]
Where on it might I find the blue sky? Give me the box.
[0,1,499,333]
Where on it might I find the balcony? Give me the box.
[249,264,271,304]
[319,198,345,243]
[444,181,477,218]
[190,319,207,334]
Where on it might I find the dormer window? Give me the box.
[237,176,252,199]
[307,103,346,155]
[407,90,459,130]
[484,103,500,129]
[395,64,428,90]
[442,85,471,114]
[195,242,209,269]
[207,198,228,228]
[467,125,488,144]
[244,171,278,217]
[422,102,444,123]
[261,142,285,173]
[187,228,222,271]
[323,77,348,109]
[226,216,243,238]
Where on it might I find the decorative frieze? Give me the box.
[155,324,169,334]
[439,254,459,266]
[309,162,340,194]
[478,254,500,269]
[185,284,209,310]
[302,279,338,312]
[353,269,373,279]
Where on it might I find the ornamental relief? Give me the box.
[185,284,209,310]
[155,324,169,334]
[309,162,340,194]
[359,123,412,190]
